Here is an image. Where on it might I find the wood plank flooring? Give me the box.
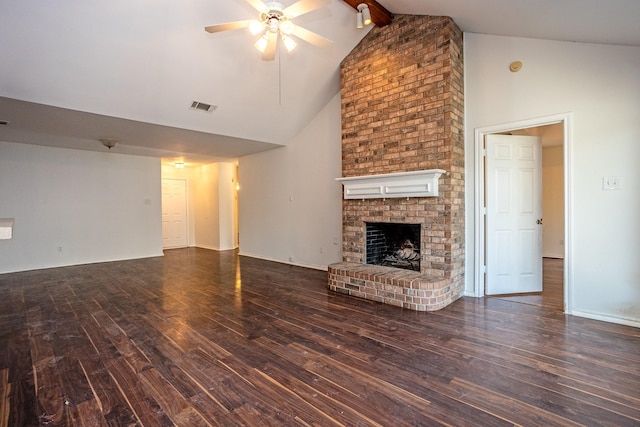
[0,248,638,426]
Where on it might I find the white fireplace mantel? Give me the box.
[336,169,446,199]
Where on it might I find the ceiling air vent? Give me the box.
[190,101,217,113]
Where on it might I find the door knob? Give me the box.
[536,218,543,225]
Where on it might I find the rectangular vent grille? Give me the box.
[190,101,217,113]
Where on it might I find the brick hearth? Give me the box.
[329,262,454,311]
[329,15,465,311]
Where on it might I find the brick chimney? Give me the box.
[329,15,465,311]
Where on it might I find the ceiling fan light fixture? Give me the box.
[279,19,294,35]
[281,34,297,52]
[249,20,264,35]
[255,34,269,52]
[267,17,280,32]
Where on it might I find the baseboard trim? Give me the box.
[238,251,328,271]
[571,310,640,328]
[194,244,237,252]
[0,251,166,275]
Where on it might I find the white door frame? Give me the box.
[473,112,573,314]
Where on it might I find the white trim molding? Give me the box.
[336,169,446,199]
[473,112,573,315]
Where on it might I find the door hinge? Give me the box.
[482,148,487,157]
[482,207,487,215]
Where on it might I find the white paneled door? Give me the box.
[161,179,187,249]
[485,134,542,295]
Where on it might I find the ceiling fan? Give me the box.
[205,0,333,61]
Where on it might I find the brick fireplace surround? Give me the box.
[328,15,465,311]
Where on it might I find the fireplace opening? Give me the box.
[366,222,421,272]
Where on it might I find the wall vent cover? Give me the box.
[190,101,217,112]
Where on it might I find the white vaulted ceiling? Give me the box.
[1,0,639,165]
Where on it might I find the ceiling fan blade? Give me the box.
[262,31,277,61]
[291,25,333,49]
[284,0,330,18]
[245,0,268,13]
[205,20,253,33]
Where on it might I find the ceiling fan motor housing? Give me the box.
[260,2,293,34]
[260,2,284,21]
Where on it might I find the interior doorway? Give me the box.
[474,113,571,312]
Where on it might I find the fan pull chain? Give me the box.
[278,48,282,105]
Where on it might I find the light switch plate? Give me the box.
[603,176,622,190]
[0,218,14,239]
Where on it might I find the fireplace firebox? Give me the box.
[366,222,421,272]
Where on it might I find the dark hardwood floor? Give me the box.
[1,248,638,426]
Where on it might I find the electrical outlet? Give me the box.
[603,176,622,190]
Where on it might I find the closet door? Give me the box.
[161,179,188,248]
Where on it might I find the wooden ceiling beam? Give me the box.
[342,0,393,27]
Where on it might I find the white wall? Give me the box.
[193,163,220,250]
[217,162,237,250]
[542,146,564,258]
[0,141,163,273]
[238,93,343,270]
[465,34,640,325]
